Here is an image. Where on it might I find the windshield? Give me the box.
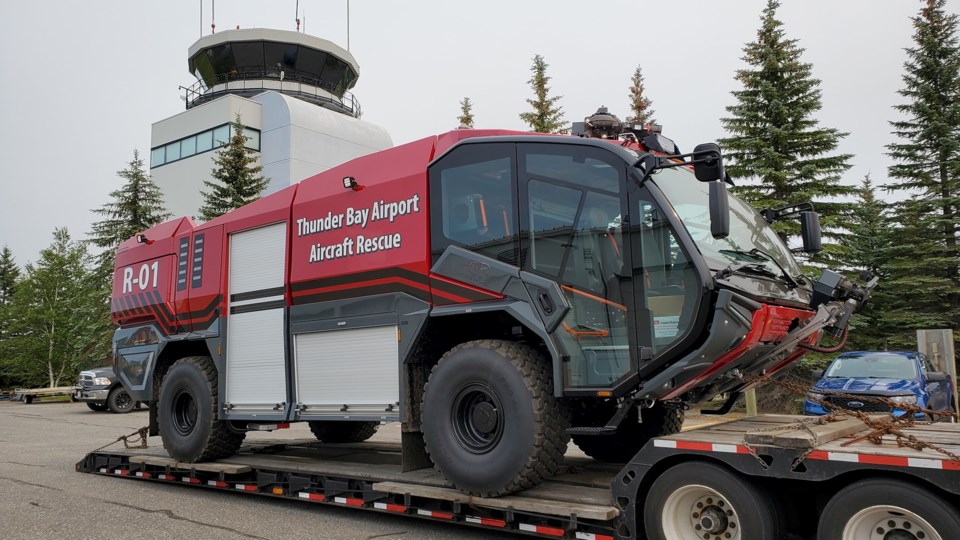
[825,354,919,380]
[649,167,804,280]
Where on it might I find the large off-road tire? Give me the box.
[644,461,780,540]
[572,401,684,463]
[157,356,244,462]
[817,478,960,540]
[107,386,135,414]
[307,421,379,443]
[86,402,109,412]
[421,339,569,497]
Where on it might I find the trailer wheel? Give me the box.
[421,339,569,497]
[817,478,959,540]
[157,356,244,462]
[307,421,379,443]
[86,402,109,412]
[572,401,683,462]
[644,461,779,540]
[107,386,135,414]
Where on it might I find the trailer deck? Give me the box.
[77,415,960,539]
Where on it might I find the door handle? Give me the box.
[537,290,555,315]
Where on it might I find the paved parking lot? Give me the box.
[0,400,513,539]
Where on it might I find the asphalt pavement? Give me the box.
[0,400,514,540]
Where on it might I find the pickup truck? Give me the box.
[804,350,954,420]
[74,367,138,413]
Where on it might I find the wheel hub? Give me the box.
[689,494,738,540]
[172,389,198,436]
[451,383,504,454]
[844,505,939,540]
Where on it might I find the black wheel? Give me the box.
[308,421,379,443]
[107,386,135,414]
[421,340,569,497]
[157,356,244,462]
[818,478,960,540]
[644,461,780,540]
[571,400,684,462]
[86,402,109,412]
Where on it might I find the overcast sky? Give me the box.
[0,0,952,265]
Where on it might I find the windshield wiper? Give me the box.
[718,248,799,289]
[715,262,779,280]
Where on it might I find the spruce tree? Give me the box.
[886,0,960,328]
[838,176,896,349]
[519,55,565,134]
[626,65,655,126]
[198,113,269,221]
[457,97,475,128]
[0,245,18,306]
[89,150,171,270]
[719,0,854,255]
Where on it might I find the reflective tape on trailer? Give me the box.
[207,480,228,488]
[807,450,960,470]
[113,469,130,476]
[374,502,407,513]
[333,496,364,507]
[297,492,326,501]
[575,533,615,540]
[134,471,151,479]
[235,483,257,492]
[181,476,200,484]
[416,509,454,520]
[653,439,751,454]
[158,473,176,481]
[465,516,506,528]
[518,523,565,537]
[247,423,291,431]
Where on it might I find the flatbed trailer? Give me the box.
[13,386,76,403]
[77,414,960,539]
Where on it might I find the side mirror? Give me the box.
[709,181,730,239]
[927,371,948,382]
[693,143,724,182]
[800,211,822,253]
[811,369,824,380]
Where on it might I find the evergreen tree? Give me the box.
[198,113,269,221]
[886,0,960,328]
[6,229,110,387]
[0,245,18,306]
[519,55,565,134]
[719,0,854,256]
[838,176,896,349]
[626,65,655,126]
[457,97,475,128]
[882,197,956,347]
[89,150,171,270]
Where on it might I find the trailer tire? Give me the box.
[157,356,244,462]
[572,401,683,462]
[817,478,960,540]
[644,461,779,540]
[308,421,379,443]
[421,339,569,497]
[107,386,135,414]
[86,402,109,412]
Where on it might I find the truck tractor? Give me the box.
[110,120,871,496]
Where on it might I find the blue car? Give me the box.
[803,351,954,419]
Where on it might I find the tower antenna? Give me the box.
[346,0,350,51]
[211,0,216,34]
[199,0,203,38]
[295,0,300,31]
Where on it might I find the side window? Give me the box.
[526,180,581,276]
[633,194,700,355]
[429,143,518,264]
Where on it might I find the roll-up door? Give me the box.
[225,222,287,413]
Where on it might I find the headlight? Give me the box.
[93,377,112,386]
[889,395,917,405]
[807,393,825,401]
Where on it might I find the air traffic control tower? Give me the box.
[150,28,393,219]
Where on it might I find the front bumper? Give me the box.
[74,387,109,403]
[803,397,923,419]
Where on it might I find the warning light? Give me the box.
[597,391,613,397]
[272,487,285,496]
[342,177,364,191]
